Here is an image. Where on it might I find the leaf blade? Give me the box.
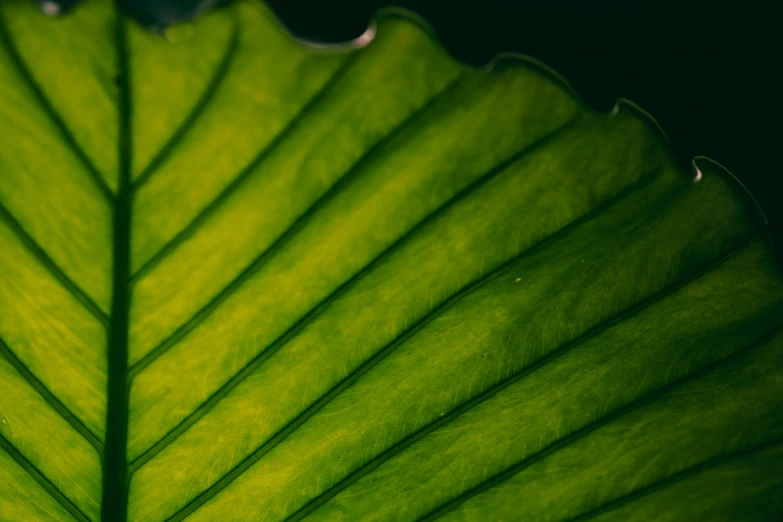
[0,2,781,521]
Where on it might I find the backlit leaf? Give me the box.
[0,1,781,521]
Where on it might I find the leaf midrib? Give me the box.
[2,5,776,521]
[102,10,132,522]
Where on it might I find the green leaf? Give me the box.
[0,1,781,521]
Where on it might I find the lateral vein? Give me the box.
[127,70,464,378]
[131,15,240,190]
[0,435,92,522]
[417,313,781,522]
[0,337,103,455]
[563,436,783,522]
[101,9,132,522]
[0,202,109,327]
[129,50,360,282]
[162,159,674,522]
[128,99,582,472]
[0,7,114,202]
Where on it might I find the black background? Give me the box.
[262,0,783,259]
[108,0,783,258]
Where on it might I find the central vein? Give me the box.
[103,10,132,522]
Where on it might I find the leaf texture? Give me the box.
[0,1,781,521]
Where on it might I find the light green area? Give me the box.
[584,442,783,522]
[0,213,108,438]
[0,356,101,519]
[127,13,459,367]
[128,4,235,181]
[0,0,118,190]
[129,2,350,278]
[0,0,113,312]
[0,448,78,522]
[438,328,783,522]
[0,0,781,521]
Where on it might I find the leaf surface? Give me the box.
[0,1,781,521]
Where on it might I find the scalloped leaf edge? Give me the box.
[244,1,777,268]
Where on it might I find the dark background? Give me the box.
[261,0,783,259]
[79,0,783,257]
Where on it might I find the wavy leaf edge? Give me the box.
[187,0,780,272]
[1,1,781,522]
[37,0,779,267]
